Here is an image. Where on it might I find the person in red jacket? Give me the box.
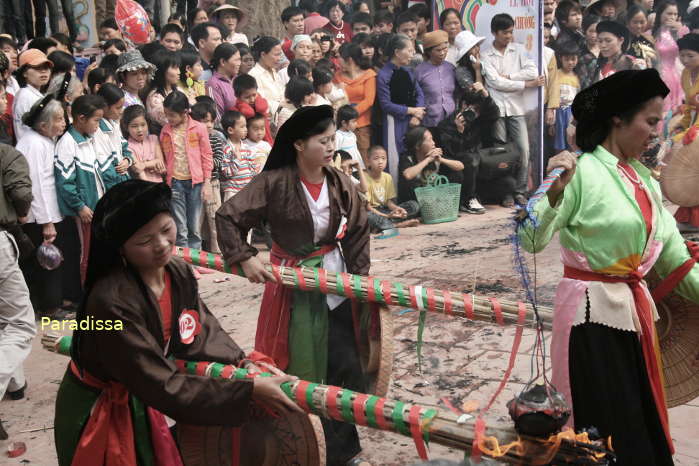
[232,74,273,145]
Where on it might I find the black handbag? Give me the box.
[477,144,520,181]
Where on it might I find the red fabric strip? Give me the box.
[295,381,311,412]
[409,405,429,460]
[426,287,436,312]
[214,254,224,272]
[381,281,393,305]
[195,362,209,376]
[374,398,390,430]
[175,360,186,372]
[367,276,376,303]
[442,290,453,315]
[220,365,235,379]
[440,397,462,415]
[462,294,474,320]
[471,416,486,462]
[318,268,329,295]
[342,273,354,299]
[353,394,369,427]
[489,297,504,326]
[409,286,418,309]
[295,268,308,291]
[326,386,342,421]
[651,241,699,302]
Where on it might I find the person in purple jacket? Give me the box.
[415,30,457,129]
[376,34,425,185]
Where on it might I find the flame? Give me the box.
[477,428,611,464]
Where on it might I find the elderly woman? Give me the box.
[377,34,425,184]
[415,30,456,129]
[280,34,313,83]
[54,180,299,465]
[519,69,692,466]
[577,21,646,89]
[440,8,464,65]
[16,95,80,319]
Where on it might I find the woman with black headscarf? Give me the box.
[576,20,647,89]
[54,180,298,466]
[518,69,699,465]
[216,105,371,465]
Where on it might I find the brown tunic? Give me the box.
[216,164,370,274]
[74,257,253,426]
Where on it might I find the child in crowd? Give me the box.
[177,50,206,104]
[219,110,256,201]
[95,83,132,185]
[232,74,273,145]
[54,95,115,283]
[121,104,166,182]
[115,50,155,108]
[336,149,367,194]
[160,91,213,249]
[335,104,364,168]
[548,42,581,152]
[244,113,272,172]
[312,66,348,109]
[364,145,420,232]
[86,67,117,95]
[191,100,225,253]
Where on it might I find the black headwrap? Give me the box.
[572,69,669,151]
[677,33,699,53]
[22,93,55,128]
[264,105,335,171]
[596,21,630,51]
[72,180,172,367]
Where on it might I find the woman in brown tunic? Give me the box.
[216,105,371,465]
[54,180,298,466]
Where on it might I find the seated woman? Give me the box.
[398,126,464,204]
[54,180,299,466]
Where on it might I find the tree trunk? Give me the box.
[230,0,288,42]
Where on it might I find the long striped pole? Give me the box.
[43,334,610,464]
[174,247,554,329]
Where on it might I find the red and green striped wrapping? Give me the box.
[172,246,547,327]
[47,335,438,452]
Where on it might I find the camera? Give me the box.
[460,108,477,124]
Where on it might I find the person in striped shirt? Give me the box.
[219,110,257,201]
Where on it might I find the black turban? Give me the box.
[264,105,335,171]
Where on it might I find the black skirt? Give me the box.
[569,321,674,466]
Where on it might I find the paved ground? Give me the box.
[1,205,698,465]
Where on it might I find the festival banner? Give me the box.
[432,0,546,183]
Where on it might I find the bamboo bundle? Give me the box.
[174,247,554,329]
[43,334,608,464]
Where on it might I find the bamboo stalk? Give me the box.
[44,334,608,464]
[174,247,554,329]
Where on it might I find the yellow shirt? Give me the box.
[172,127,191,180]
[364,170,396,208]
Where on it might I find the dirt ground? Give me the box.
[1,205,698,465]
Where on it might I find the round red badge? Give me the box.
[179,310,201,344]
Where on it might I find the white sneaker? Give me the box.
[460,198,486,214]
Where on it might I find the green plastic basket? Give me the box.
[414,174,461,224]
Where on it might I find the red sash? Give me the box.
[562,266,674,454]
[69,361,183,466]
[254,242,337,369]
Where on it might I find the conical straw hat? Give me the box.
[660,135,699,207]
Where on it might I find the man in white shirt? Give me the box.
[481,13,544,205]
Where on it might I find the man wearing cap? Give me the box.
[415,30,457,128]
[13,49,53,141]
[0,141,35,441]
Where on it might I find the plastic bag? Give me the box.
[115,0,154,45]
[37,243,63,270]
